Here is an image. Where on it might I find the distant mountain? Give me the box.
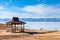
[20,18,60,22]
[0,18,10,22]
[0,18,60,22]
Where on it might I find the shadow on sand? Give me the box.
[24,32,45,34]
[13,30,58,35]
[12,31,45,34]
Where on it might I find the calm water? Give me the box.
[25,22,60,30]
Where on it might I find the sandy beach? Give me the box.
[0,29,60,40]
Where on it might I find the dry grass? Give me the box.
[0,30,60,40]
[0,24,60,40]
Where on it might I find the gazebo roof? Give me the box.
[6,17,26,24]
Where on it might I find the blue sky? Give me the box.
[0,0,60,19]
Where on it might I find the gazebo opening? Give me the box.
[6,17,26,33]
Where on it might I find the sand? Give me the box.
[0,24,60,40]
[0,30,60,40]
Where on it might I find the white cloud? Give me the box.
[0,6,4,10]
[0,4,60,19]
[0,11,37,19]
[23,4,60,18]
[0,6,41,18]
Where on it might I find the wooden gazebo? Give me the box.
[6,17,26,32]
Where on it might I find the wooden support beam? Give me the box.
[23,24,25,32]
[21,24,23,32]
[12,24,16,32]
[21,24,25,32]
[15,24,16,32]
[12,24,13,32]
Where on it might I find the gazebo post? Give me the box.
[21,24,23,32]
[21,24,25,32]
[23,24,25,32]
[15,24,16,32]
[12,24,16,32]
[7,24,11,32]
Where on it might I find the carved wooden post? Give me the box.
[21,24,23,32]
[21,24,25,32]
[23,24,25,32]
[12,24,16,32]
[15,24,16,32]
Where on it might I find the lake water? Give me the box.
[25,22,60,30]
